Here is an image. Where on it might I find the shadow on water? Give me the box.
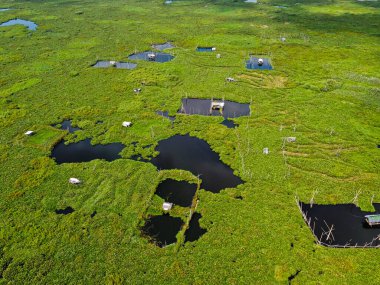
[156,179,197,207]
[51,139,125,164]
[156,111,176,122]
[92,61,137,69]
[300,203,380,246]
[179,98,250,119]
[150,134,243,193]
[57,120,81,133]
[55,207,74,215]
[221,119,238,128]
[185,212,207,242]
[128,51,174,63]
[141,214,184,247]
[246,57,273,70]
[0,19,38,31]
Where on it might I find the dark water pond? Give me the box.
[0,19,38,31]
[300,203,380,247]
[58,120,81,133]
[55,206,74,215]
[185,213,207,242]
[156,179,197,207]
[51,139,125,164]
[91,211,97,218]
[128,51,174,63]
[156,111,175,122]
[196,47,215,52]
[141,214,184,247]
[152,42,174,50]
[179,98,250,118]
[221,119,238,128]
[246,57,273,70]
[92,61,137,69]
[150,134,243,193]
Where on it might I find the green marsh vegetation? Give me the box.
[0,0,379,283]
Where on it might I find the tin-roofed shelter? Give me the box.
[365,215,380,226]
[122,121,132,127]
[69,178,81,184]
[163,202,173,211]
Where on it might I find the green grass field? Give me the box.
[0,0,379,283]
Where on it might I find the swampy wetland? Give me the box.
[0,0,379,284]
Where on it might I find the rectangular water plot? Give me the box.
[0,19,38,31]
[179,98,250,118]
[246,57,273,70]
[299,202,380,247]
[141,214,184,247]
[128,51,174,63]
[156,179,197,207]
[92,61,137,69]
[51,139,125,164]
[152,42,175,50]
[196,47,216,52]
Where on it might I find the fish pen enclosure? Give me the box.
[178,98,250,118]
[296,197,380,248]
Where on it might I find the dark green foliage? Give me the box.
[0,0,379,284]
